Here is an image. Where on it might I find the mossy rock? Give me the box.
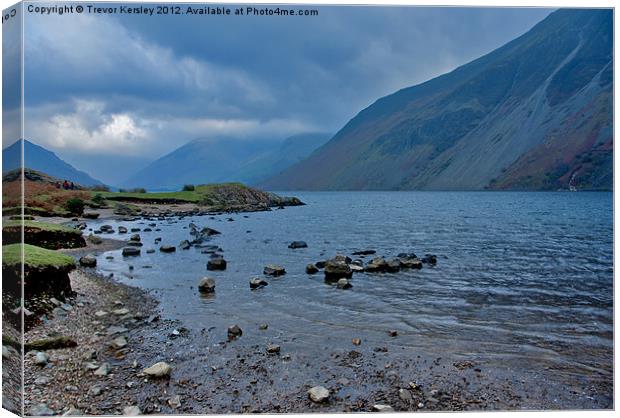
[3,244,75,300]
[3,221,86,249]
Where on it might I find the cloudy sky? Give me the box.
[4,4,553,184]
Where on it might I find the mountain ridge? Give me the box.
[261,9,612,191]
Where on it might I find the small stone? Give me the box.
[337,378,350,386]
[399,388,412,402]
[35,352,49,365]
[308,386,330,403]
[94,362,110,376]
[89,385,104,396]
[113,308,130,316]
[49,297,61,306]
[123,406,141,416]
[198,277,216,293]
[417,402,425,408]
[29,403,55,416]
[84,362,99,370]
[228,325,243,338]
[168,395,181,409]
[95,310,108,318]
[122,247,141,257]
[259,323,268,330]
[61,303,73,312]
[106,326,128,335]
[63,407,83,416]
[112,336,128,349]
[65,385,79,392]
[352,338,361,346]
[34,376,50,385]
[266,344,281,354]
[2,346,9,359]
[389,330,398,337]
[372,404,394,412]
[142,361,172,378]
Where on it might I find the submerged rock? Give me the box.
[352,250,376,256]
[422,254,437,265]
[198,277,216,293]
[179,240,191,250]
[400,257,423,269]
[264,264,286,276]
[288,241,308,249]
[308,386,330,403]
[386,258,402,273]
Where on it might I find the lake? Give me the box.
[88,191,613,406]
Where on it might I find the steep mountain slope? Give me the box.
[123,133,329,190]
[262,9,612,191]
[2,139,105,186]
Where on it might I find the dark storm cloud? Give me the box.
[17,4,552,168]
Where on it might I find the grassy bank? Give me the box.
[3,243,76,269]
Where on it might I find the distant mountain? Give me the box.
[234,133,331,184]
[262,9,612,191]
[2,139,105,187]
[122,133,330,190]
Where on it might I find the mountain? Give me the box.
[262,9,612,191]
[233,133,331,184]
[122,133,330,191]
[2,139,106,187]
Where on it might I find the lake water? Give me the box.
[89,191,613,394]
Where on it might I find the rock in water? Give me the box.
[315,261,327,269]
[324,260,352,280]
[129,234,141,242]
[288,241,308,249]
[307,386,330,403]
[179,240,191,250]
[143,361,172,378]
[198,277,216,293]
[352,250,376,256]
[422,254,437,265]
[306,264,319,274]
[228,325,243,338]
[79,254,97,267]
[123,406,141,416]
[264,264,286,276]
[122,247,141,257]
[207,258,227,271]
[337,278,352,289]
[118,226,128,234]
[160,245,176,253]
[365,257,388,272]
[400,257,423,269]
[249,278,268,289]
[386,258,402,272]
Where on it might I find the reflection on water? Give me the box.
[90,191,613,382]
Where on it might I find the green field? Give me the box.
[3,220,80,234]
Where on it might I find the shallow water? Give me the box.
[90,191,613,386]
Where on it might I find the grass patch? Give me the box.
[4,220,80,234]
[3,244,76,269]
[95,183,249,203]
